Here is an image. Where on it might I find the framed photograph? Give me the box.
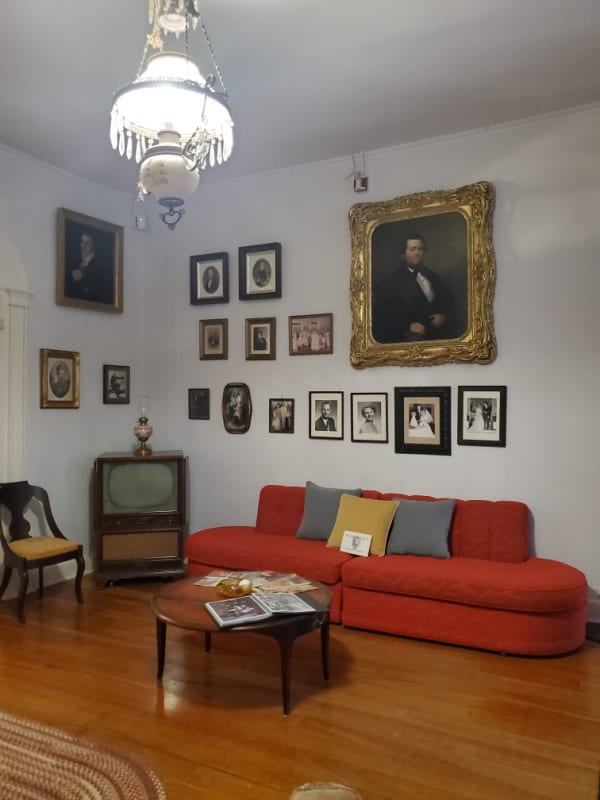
[102,364,130,404]
[188,388,210,420]
[349,181,496,367]
[56,208,123,313]
[245,317,276,360]
[199,318,228,360]
[458,385,507,447]
[190,252,229,305]
[222,382,252,434]
[394,387,451,455]
[289,313,333,355]
[309,391,343,440]
[40,348,80,409]
[269,398,294,433]
[350,392,388,443]
[238,242,282,300]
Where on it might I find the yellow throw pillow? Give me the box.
[326,494,400,556]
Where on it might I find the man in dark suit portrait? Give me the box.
[372,233,448,343]
[65,230,114,305]
[202,266,220,294]
[315,401,336,431]
[49,361,71,399]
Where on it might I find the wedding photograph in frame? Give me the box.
[394,386,451,455]
[188,388,210,420]
[56,208,123,313]
[309,391,343,440]
[199,318,228,360]
[222,382,252,434]
[190,252,229,305]
[40,348,80,409]
[245,317,276,360]
[238,242,282,300]
[458,385,507,447]
[289,313,333,355]
[351,392,388,443]
[102,364,130,404]
[269,398,294,433]
[349,181,496,368]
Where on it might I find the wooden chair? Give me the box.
[0,481,85,623]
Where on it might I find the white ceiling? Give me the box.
[2,0,600,194]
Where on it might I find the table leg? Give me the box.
[274,628,293,715]
[156,618,166,680]
[320,612,330,680]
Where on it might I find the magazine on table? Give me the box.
[194,570,312,590]
[255,574,316,593]
[205,591,316,627]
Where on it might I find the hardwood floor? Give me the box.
[0,575,598,799]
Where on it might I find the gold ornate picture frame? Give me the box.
[349,181,496,367]
[40,348,80,409]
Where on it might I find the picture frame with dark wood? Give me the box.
[40,348,80,409]
[199,318,228,360]
[309,391,343,440]
[238,242,282,300]
[222,382,252,434]
[349,181,496,368]
[245,317,276,360]
[190,252,229,305]
[457,385,507,447]
[269,398,294,433]
[350,392,388,443]
[56,208,124,313]
[188,388,210,420]
[289,313,333,355]
[102,364,130,404]
[394,386,451,455]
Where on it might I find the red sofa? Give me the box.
[185,484,588,655]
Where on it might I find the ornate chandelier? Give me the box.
[110,0,234,230]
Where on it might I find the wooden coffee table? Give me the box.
[151,576,332,715]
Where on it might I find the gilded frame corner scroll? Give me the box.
[349,181,496,368]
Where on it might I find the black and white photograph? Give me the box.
[40,348,80,409]
[103,364,130,404]
[458,385,507,447]
[188,388,210,420]
[222,382,252,433]
[309,391,343,440]
[199,318,228,360]
[394,386,451,455]
[238,242,282,300]
[190,252,229,305]
[245,317,276,360]
[351,392,388,443]
[269,398,294,433]
[289,313,333,355]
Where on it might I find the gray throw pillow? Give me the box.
[296,481,362,540]
[386,498,456,558]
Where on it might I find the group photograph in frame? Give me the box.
[349,181,496,368]
[350,392,388,443]
[199,318,228,360]
[102,364,130,404]
[394,386,451,455]
[458,385,507,447]
[238,242,282,300]
[188,388,210,420]
[222,382,252,434]
[289,313,333,355]
[190,252,229,305]
[309,391,343,440]
[40,348,80,409]
[56,208,124,313]
[245,317,276,360]
[269,398,294,433]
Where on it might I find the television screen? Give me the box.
[102,460,179,514]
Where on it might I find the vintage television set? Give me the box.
[93,451,187,584]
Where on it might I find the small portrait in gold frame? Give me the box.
[40,348,80,409]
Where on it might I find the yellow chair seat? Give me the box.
[9,536,79,560]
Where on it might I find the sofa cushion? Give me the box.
[386,498,455,558]
[296,481,361,541]
[255,485,307,536]
[327,495,399,556]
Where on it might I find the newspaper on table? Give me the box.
[195,570,316,592]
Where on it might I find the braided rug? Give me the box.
[0,711,166,800]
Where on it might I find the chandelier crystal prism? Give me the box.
[110,0,234,229]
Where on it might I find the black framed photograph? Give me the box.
[222,382,252,434]
[394,386,451,455]
[289,313,333,355]
[458,385,507,447]
[199,318,228,360]
[309,391,343,440]
[246,317,276,360]
[188,388,210,420]
[238,242,282,300]
[190,252,229,305]
[40,348,80,409]
[56,208,123,313]
[269,398,294,433]
[351,392,388,443]
[102,364,130,404]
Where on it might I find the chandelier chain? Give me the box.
[197,12,228,94]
